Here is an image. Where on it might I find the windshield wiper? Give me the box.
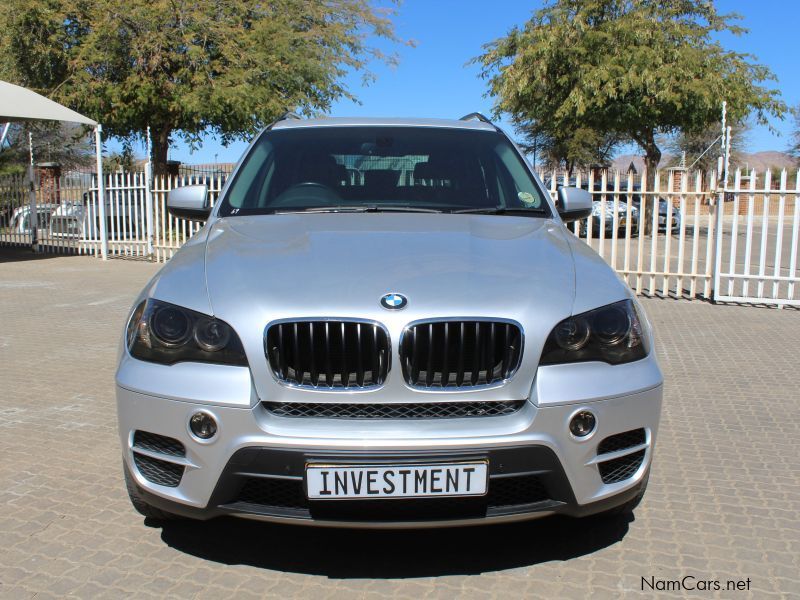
[452,207,548,216]
[364,205,444,213]
[274,205,445,214]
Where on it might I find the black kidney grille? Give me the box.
[265,320,390,389]
[263,400,525,419]
[597,428,646,455]
[400,320,523,388]
[598,449,646,484]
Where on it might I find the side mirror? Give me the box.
[167,185,210,221]
[557,187,592,222]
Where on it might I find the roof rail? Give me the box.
[459,112,502,132]
[459,112,493,125]
[266,111,302,131]
[278,111,302,121]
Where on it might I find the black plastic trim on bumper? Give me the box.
[126,445,648,524]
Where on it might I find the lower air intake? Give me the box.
[486,475,549,507]
[133,453,184,487]
[598,449,646,484]
[230,473,551,521]
[133,430,185,457]
[237,478,310,510]
[597,428,646,455]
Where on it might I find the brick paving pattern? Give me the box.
[0,248,798,599]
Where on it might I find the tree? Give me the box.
[0,0,401,173]
[663,122,748,172]
[514,117,622,172]
[104,143,139,173]
[0,122,94,175]
[474,0,785,180]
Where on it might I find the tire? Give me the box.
[596,474,649,518]
[124,466,178,520]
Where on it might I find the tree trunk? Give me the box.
[642,132,661,188]
[150,128,172,176]
[640,131,661,235]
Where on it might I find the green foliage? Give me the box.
[474,0,785,175]
[0,0,401,171]
[104,142,139,172]
[514,117,622,171]
[0,122,94,174]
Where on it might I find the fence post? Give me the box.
[27,132,39,253]
[144,127,155,260]
[95,125,108,260]
[710,124,732,302]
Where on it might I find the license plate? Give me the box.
[306,462,488,500]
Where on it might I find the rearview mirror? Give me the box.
[167,185,210,221]
[557,187,592,222]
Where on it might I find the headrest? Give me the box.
[413,161,437,182]
[364,169,400,188]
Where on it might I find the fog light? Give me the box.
[189,412,217,439]
[569,411,596,437]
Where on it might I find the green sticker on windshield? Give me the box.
[518,192,536,206]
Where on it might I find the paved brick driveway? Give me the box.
[1,248,798,599]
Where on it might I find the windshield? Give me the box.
[218,126,550,217]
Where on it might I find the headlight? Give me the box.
[540,300,649,365]
[126,299,248,366]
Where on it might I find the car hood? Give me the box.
[203,213,581,402]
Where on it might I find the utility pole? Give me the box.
[712,101,728,303]
[719,101,727,183]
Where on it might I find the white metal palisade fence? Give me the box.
[541,168,719,301]
[1,166,799,307]
[93,171,228,262]
[0,170,226,261]
[539,167,800,306]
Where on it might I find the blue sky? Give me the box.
[138,0,799,164]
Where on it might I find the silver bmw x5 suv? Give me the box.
[117,114,663,527]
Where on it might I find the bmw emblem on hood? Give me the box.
[380,293,407,310]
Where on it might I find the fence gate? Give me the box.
[713,169,800,307]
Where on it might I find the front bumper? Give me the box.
[117,383,662,527]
